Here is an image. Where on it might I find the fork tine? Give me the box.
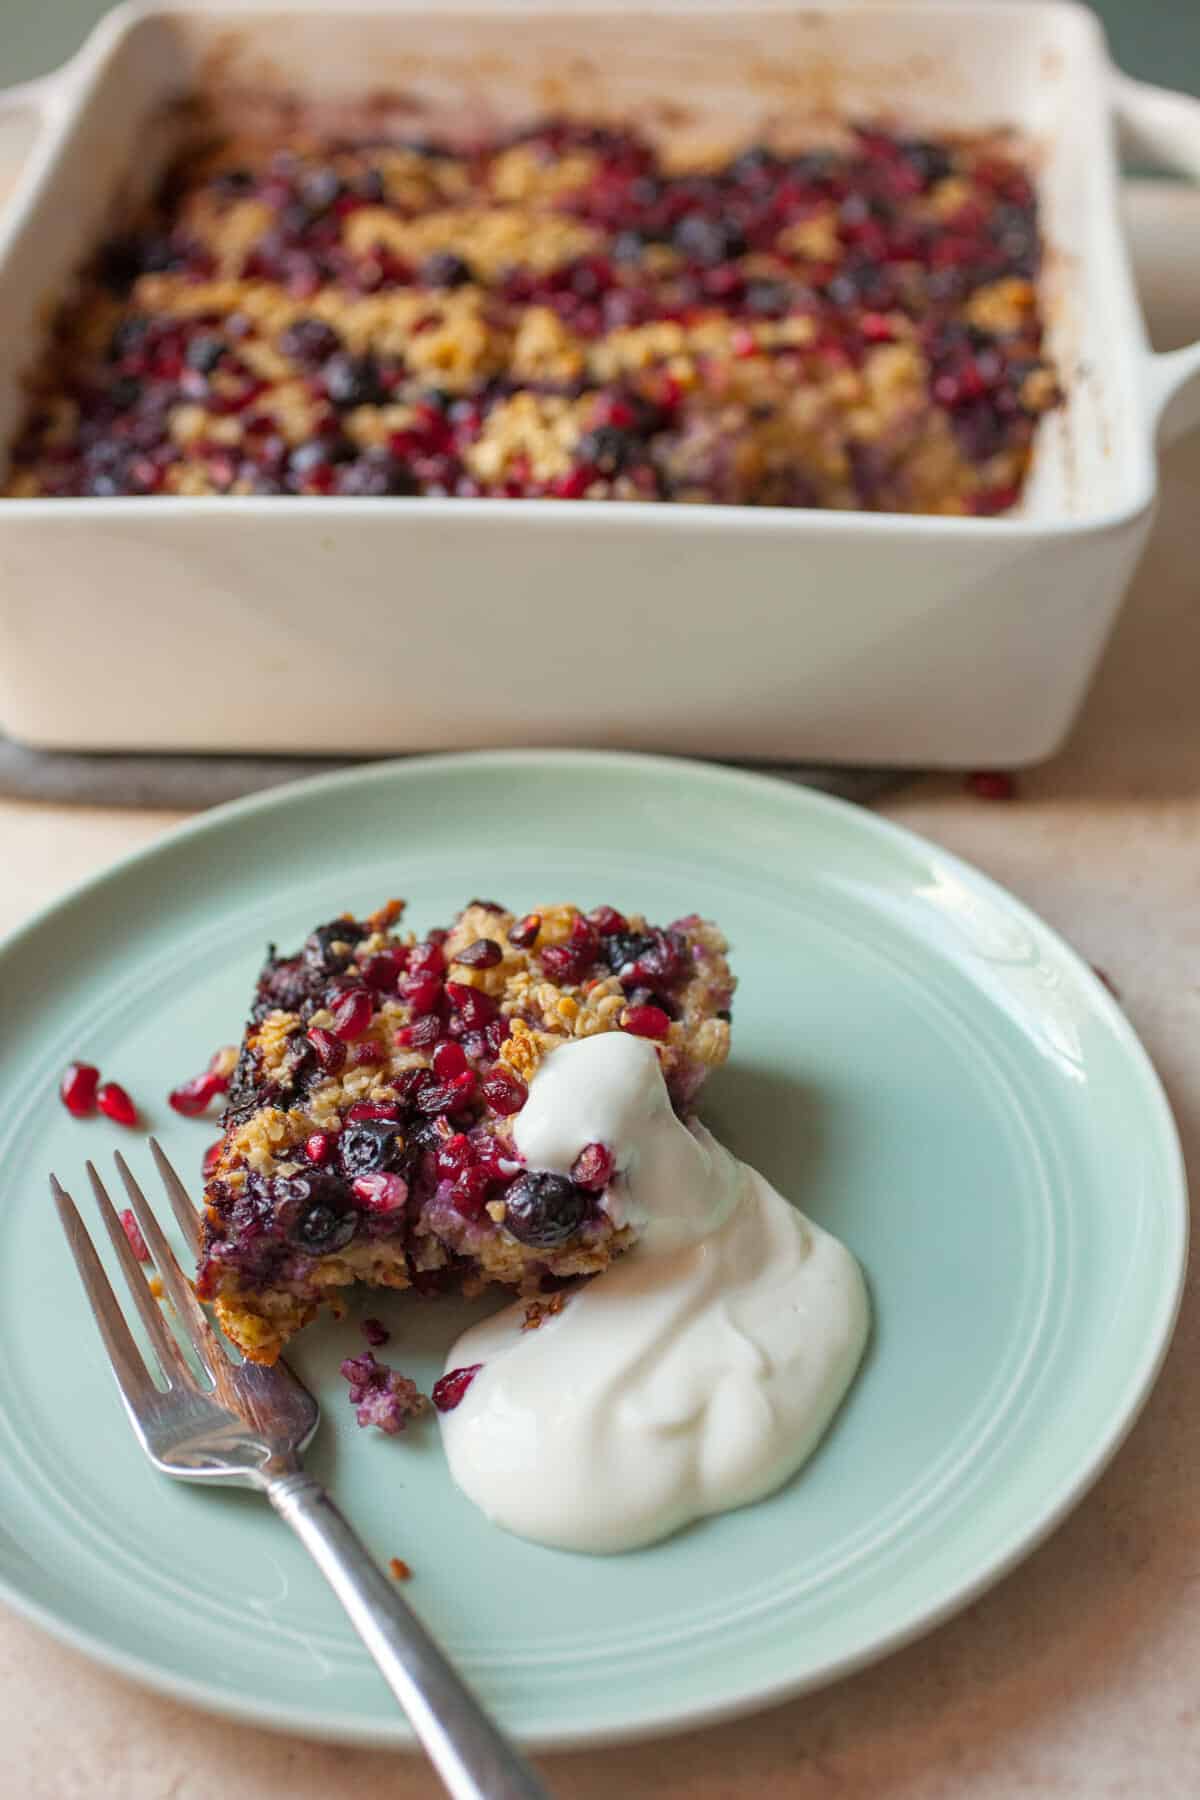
[113,1151,227,1385]
[148,1137,202,1258]
[86,1162,196,1391]
[50,1176,157,1409]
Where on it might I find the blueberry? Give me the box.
[338,1122,406,1180]
[629,175,662,209]
[838,193,874,229]
[299,167,343,213]
[989,204,1039,275]
[788,150,837,185]
[420,250,474,289]
[108,316,150,360]
[322,352,384,409]
[337,450,420,497]
[728,145,778,184]
[303,919,364,975]
[900,138,954,189]
[279,317,342,367]
[280,200,314,238]
[96,235,143,293]
[142,237,181,274]
[185,335,225,374]
[255,952,314,1016]
[825,271,864,309]
[672,213,746,265]
[502,1171,590,1247]
[607,926,687,988]
[612,230,646,264]
[213,167,255,198]
[108,377,142,413]
[602,931,656,977]
[745,279,791,318]
[269,1173,358,1254]
[576,425,632,476]
[289,435,355,476]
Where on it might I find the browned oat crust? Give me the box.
[6,115,1059,513]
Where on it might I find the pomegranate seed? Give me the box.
[485,1019,510,1056]
[202,1138,224,1180]
[966,770,1017,801]
[307,1027,347,1074]
[168,1069,227,1116]
[860,312,895,343]
[480,1066,528,1116]
[400,970,444,1016]
[395,1014,443,1049]
[471,1134,521,1181]
[408,940,446,977]
[331,988,374,1042]
[622,1004,671,1040]
[362,948,409,992]
[97,1081,138,1126]
[451,1166,492,1217]
[539,944,575,981]
[391,1069,433,1106]
[587,905,627,936]
[461,1029,489,1061]
[970,485,1021,517]
[353,1040,387,1066]
[593,395,637,430]
[432,1364,482,1411]
[445,983,498,1028]
[436,1132,473,1177]
[361,1317,390,1347]
[353,1172,408,1212]
[454,937,503,970]
[508,913,541,949]
[119,1208,149,1262]
[433,1040,469,1080]
[572,1141,614,1190]
[60,1061,100,1117]
[417,1070,476,1114]
[534,916,600,985]
[305,1131,335,1164]
[346,1100,400,1122]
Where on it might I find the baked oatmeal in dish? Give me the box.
[196,898,733,1362]
[6,115,1060,513]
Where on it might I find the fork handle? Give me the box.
[267,1472,549,1800]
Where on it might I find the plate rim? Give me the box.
[0,748,1188,1750]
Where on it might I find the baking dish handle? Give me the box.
[1114,73,1200,447]
[0,70,72,174]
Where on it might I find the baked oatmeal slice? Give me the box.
[196,898,734,1362]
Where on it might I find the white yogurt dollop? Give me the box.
[438,1033,869,1554]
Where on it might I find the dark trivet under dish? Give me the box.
[0,736,911,812]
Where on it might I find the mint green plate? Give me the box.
[0,753,1186,1748]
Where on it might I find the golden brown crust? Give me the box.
[6,117,1058,514]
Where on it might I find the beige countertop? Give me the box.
[2,193,1199,1797]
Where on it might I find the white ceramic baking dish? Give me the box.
[0,0,1197,765]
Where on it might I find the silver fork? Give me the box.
[50,1141,548,1800]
